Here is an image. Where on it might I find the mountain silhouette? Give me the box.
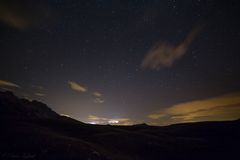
[0,91,59,119]
[0,91,239,160]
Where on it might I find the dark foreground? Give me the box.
[0,91,239,160]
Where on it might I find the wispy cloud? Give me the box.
[93,91,102,97]
[88,115,133,125]
[147,92,240,125]
[34,93,46,97]
[68,81,87,92]
[0,79,20,88]
[141,26,203,70]
[94,97,104,104]
[93,91,104,103]
[60,114,71,118]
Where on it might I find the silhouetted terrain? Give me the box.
[0,91,239,160]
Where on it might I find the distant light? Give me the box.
[108,120,119,124]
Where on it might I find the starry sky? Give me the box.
[0,0,240,125]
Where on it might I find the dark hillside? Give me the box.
[0,91,239,160]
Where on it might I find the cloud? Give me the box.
[34,93,46,97]
[141,26,203,70]
[147,113,166,119]
[0,0,55,30]
[0,79,20,88]
[87,115,133,125]
[93,91,104,103]
[147,92,240,125]
[0,4,29,29]
[60,114,71,118]
[68,81,87,92]
[93,91,102,97]
[88,115,107,121]
[94,97,104,104]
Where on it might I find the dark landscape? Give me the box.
[1,91,239,160]
[1,1,240,160]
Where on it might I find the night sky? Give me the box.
[1,0,240,125]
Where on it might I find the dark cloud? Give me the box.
[0,0,55,30]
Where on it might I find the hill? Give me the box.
[0,91,239,160]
